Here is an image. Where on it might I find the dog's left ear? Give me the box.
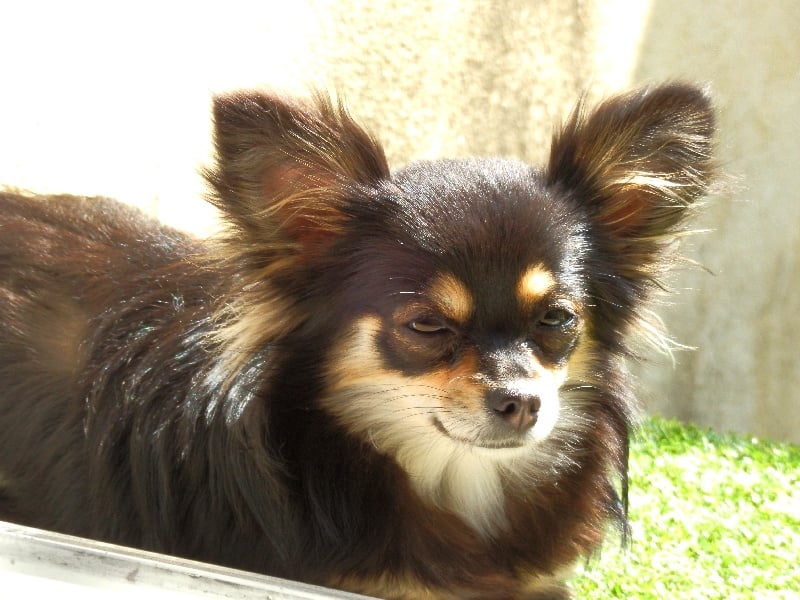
[547,82,716,246]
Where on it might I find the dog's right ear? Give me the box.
[205,91,389,259]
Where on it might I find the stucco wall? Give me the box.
[0,1,797,442]
[630,1,800,443]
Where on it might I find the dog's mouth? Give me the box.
[431,417,526,450]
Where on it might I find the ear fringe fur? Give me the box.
[548,83,716,236]
[203,91,388,249]
[201,91,389,375]
[547,83,718,358]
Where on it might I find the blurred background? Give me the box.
[1,0,797,443]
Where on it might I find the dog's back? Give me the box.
[0,193,196,534]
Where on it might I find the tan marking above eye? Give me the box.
[517,264,556,307]
[426,273,474,324]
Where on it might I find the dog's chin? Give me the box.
[431,416,533,453]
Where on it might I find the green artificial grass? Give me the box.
[570,416,800,599]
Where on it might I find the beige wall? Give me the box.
[630,1,800,443]
[0,1,797,442]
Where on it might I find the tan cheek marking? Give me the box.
[322,317,486,421]
[324,315,389,390]
[517,264,555,308]
[564,333,597,382]
[426,273,473,324]
[431,348,485,412]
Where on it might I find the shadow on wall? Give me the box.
[631,1,800,443]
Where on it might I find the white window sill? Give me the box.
[0,520,373,599]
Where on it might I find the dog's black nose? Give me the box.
[487,389,540,433]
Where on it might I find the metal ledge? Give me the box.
[0,520,374,599]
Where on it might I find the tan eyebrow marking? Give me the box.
[517,264,555,307]
[427,273,474,324]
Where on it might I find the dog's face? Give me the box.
[322,159,590,456]
[206,84,715,534]
[310,159,601,534]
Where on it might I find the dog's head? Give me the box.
[320,157,589,452]
[206,84,715,533]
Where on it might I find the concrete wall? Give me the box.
[0,1,797,442]
[631,1,800,444]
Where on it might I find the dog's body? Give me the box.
[0,84,715,599]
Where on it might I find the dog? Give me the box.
[0,83,715,599]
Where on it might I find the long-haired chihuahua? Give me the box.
[0,82,715,598]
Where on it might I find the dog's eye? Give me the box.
[538,308,575,328]
[408,319,449,334]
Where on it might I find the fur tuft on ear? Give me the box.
[203,92,389,374]
[204,90,389,259]
[547,83,717,356]
[547,82,715,240]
